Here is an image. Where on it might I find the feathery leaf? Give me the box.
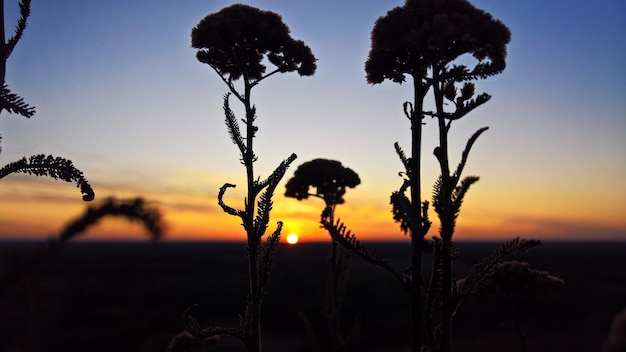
[451,176,480,212]
[6,0,32,57]
[0,84,35,118]
[394,142,411,177]
[390,191,415,235]
[258,221,282,293]
[449,93,491,120]
[322,218,408,290]
[223,93,246,160]
[432,175,444,205]
[57,197,164,242]
[458,237,541,297]
[454,127,489,179]
[0,154,93,200]
[442,62,506,82]
[253,153,297,240]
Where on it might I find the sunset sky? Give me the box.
[0,0,624,242]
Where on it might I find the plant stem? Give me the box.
[432,69,453,352]
[242,78,262,352]
[1,0,7,84]
[510,296,529,352]
[436,246,454,350]
[246,243,261,352]
[327,210,341,351]
[328,243,343,351]
[409,75,426,352]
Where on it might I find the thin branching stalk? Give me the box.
[409,75,429,351]
[285,159,361,351]
[363,1,512,351]
[433,64,454,352]
[188,5,316,351]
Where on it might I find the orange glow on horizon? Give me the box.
[0,176,624,242]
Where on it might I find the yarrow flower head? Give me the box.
[191,4,316,82]
[365,0,511,84]
[285,159,361,207]
[482,261,565,296]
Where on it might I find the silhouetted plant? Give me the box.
[321,1,548,351]
[285,158,361,352]
[0,0,93,295]
[0,0,167,310]
[0,3,169,349]
[0,0,93,200]
[0,197,164,298]
[0,154,94,200]
[0,0,34,117]
[0,196,164,352]
[459,260,564,352]
[184,4,316,352]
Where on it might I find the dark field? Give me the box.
[1,240,624,352]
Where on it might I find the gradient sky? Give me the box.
[0,0,624,242]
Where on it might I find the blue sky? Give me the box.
[1,0,625,241]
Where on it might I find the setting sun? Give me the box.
[286,233,299,245]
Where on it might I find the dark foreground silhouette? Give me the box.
[0,240,624,352]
